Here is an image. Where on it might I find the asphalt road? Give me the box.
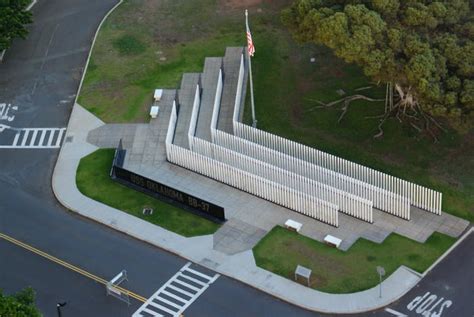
[362,230,474,317]
[0,0,472,316]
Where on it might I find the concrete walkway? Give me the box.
[52,103,427,314]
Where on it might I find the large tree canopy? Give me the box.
[282,0,474,131]
[0,0,32,51]
[0,287,42,316]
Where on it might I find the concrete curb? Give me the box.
[422,226,473,277]
[73,0,124,104]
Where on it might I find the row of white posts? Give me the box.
[166,101,339,226]
[165,51,442,228]
[230,54,442,216]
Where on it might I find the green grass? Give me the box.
[78,0,251,123]
[76,149,220,237]
[78,0,473,222]
[242,14,474,222]
[253,226,455,293]
[113,34,146,55]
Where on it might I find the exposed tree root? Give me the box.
[355,86,372,91]
[306,83,446,142]
[306,94,384,112]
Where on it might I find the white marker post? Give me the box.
[245,10,257,128]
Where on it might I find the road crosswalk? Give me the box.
[133,262,219,317]
[0,128,66,149]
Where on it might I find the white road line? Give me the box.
[12,132,20,146]
[166,284,194,298]
[185,267,213,281]
[38,130,46,146]
[179,272,208,286]
[160,290,187,304]
[384,308,408,317]
[20,130,29,146]
[142,307,164,317]
[132,262,220,317]
[29,130,38,146]
[172,278,200,292]
[148,301,177,315]
[55,128,65,147]
[155,295,183,309]
[46,129,54,146]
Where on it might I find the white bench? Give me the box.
[285,219,303,232]
[154,89,163,101]
[149,105,160,118]
[324,235,342,248]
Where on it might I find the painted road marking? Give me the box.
[0,103,17,122]
[385,308,408,316]
[133,262,219,317]
[0,232,146,303]
[0,128,66,149]
[406,291,453,317]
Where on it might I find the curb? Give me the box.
[73,0,124,104]
[422,226,473,277]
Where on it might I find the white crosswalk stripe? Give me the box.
[133,262,219,317]
[0,128,66,149]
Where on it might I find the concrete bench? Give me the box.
[324,235,342,248]
[285,219,303,232]
[150,105,160,119]
[154,89,163,101]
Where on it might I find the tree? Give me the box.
[0,0,33,51]
[282,0,474,136]
[0,287,42,316]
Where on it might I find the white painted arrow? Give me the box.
[0,124,11,133]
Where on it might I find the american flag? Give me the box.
[246,11,255,57]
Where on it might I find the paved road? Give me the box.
[363,230,474,317]
[0,1,319,316]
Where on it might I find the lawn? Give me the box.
[78,0,253,122]
[76,149,220,237]
[253,226,455,294]
[242,13,474,222]
[78,0,473,222]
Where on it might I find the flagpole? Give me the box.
[245,10,257,128]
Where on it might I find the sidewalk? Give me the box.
[52,103,425,314]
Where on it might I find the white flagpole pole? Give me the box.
[245,9,257,128]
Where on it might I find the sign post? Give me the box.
[377,266,386,298]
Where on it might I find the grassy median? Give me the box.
[253,226,455,294]
[76,149,220,237]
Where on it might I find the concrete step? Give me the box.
[217,47,246,133]
[195,57,223,141]
[174,73,201,149]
